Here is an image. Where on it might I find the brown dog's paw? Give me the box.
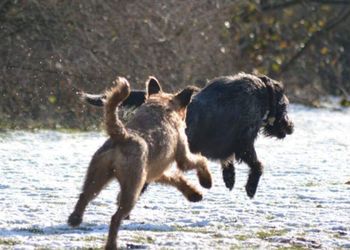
[68,213,82,227]
[194,157,212,189]
[199,176,212,189]
[197,168,212,189]
[105,243,117,250]
[188,192,203,202]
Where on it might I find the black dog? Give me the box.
[81,73,294,198]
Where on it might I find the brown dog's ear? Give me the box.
[146,76,162,97]
[174,86,197,107]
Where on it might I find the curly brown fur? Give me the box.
[68,76,212,250]
[104,77,130,141]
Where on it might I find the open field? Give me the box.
[0,104,349,249]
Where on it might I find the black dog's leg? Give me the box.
[141,183,149,194]
[237,146,263,198]
[221,159,235,191]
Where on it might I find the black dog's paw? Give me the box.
[245,175,261,198]
[245,184,258,198]
[222,167,235,191]
[188,192,203,202]
[68,213,82,227]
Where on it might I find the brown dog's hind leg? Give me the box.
[156,172,203,202]
[116,183,149,220]
[68,157,113,227]
[237,145,263,198]
[106,173,146,250]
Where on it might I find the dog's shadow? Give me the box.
[0,221,175,237]
[0,223,103,237]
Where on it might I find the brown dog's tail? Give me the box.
[104,77,131,141]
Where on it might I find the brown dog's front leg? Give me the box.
[156,173,203,202]
[175,135,212,189]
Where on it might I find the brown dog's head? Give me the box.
[259,75,294,139]
[145,76,196,120]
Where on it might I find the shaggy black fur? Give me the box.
[81,73,294,198]
[186,73,294,197]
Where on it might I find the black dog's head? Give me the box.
[259,75,294,139]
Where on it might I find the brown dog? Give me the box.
[68,77,212,249]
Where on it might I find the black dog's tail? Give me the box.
[80,90,146,108]
[79,92,106,107]
[104,77,130,141]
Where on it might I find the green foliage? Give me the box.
[256,229,288,239]
[277,246,307,250]
[234,234,249,241]
[0,238,21,246]
[230,1,349,88]
[132,234,155,244]
[48,95,57,104]
[340,98,350,107]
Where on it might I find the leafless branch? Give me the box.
[280,8,350,73]
[260,0,350,11]
[260,0,303,11]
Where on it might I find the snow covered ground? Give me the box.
[0,104,349,249]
